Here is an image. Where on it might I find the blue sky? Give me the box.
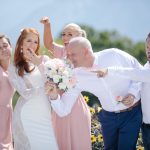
[0,0,150,46]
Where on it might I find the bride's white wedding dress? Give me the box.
[8,63,58,150]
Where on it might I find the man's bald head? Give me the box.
[67,37,93,53]
[66,37,94,68]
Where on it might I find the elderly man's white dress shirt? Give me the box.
[50,48,142,117]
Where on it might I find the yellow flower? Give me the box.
[90,107,95,115]
[83,96,89,103]
[98,134,103,142]
[91,134,96,143]
[96,106,102,113]
[136,146,144,150]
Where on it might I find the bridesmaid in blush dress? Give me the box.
[0,35,14,150]
[40,17,91,150]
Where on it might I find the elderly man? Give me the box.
[48,37,142,150]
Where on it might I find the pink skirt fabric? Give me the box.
[52,95,91,150]
[0,105,13,150]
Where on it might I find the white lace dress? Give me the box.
[8,63,58,150]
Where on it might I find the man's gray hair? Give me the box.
[69,37,93,52]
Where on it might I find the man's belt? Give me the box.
[114,100,141,113]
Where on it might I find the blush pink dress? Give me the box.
[51,44,91,150]
[0,66,14,150]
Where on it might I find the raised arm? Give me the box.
[40,17,54,51]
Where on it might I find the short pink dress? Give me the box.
[0,66,14,150]
[51,44,91,150]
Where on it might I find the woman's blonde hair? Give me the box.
[63,23,87,38]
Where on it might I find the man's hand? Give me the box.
[122,94,135,107]
[91,68,108,77]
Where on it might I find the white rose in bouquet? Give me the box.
[45,58,77,92]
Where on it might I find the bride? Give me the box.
[8,28,58,150]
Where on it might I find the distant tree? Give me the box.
[79,25,146,65]
[131,42,146,64]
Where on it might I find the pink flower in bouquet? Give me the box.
[116,96,123,103]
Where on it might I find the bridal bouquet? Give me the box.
[44,58,77,92]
